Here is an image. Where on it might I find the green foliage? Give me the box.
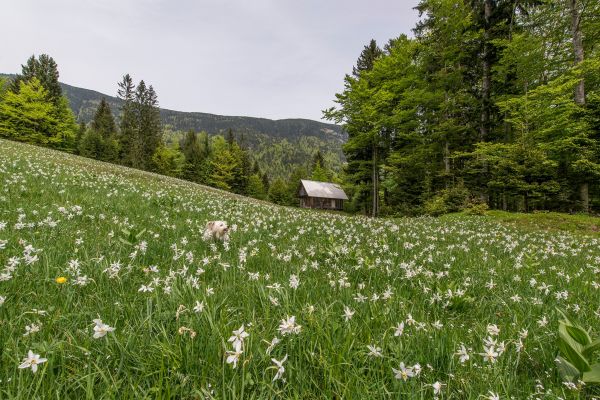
[424,184,470,216]
[78,98,120,162]
[11,54,63,105]
[464,202,489,216]
[180,130,208,183]
[327,0,600,215]
[246,173,268,200]
[0,78,75,148]
[151,145,185,177]
[555,309,600,385]
[91,98,117,139]
[78,128,104,159]
[269,178,292,205]
[0,77,7,99]
[310,160,329,182]
[207,137,239,190]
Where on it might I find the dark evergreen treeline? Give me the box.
[0,55,337,204]
[326,0,600,216]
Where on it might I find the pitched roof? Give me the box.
[300,179,348,200]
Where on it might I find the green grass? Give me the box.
[0,139,599,399]
[444,210,600,236]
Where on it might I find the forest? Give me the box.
[325,0,600,216]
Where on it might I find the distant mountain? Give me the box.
[1,74,346,177]
[59,81,346,143]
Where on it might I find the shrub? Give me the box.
[424,195,448,216]
[424,184,470,216]
[465,202,489,215]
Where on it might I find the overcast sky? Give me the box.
[1,0,420,121]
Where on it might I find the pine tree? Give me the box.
[82,98,119,162]
[74,121,86,154]
[117,74,136,165]
[269,178,292,205]
[180,130,205,182]
[324,38,389,216]
[208,150,238,190]
[226,128,235,148]
[91,98,117,139]
[11,54,62,106]
[36,54,62,105]
[246,174,268,200]
[261,172,270,193]
[127,80,148,169]
[143,85,162,171]
[352,39,383,78]
[78,128,104,159]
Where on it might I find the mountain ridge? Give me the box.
[2,72,343,138]
[1,73,346,177]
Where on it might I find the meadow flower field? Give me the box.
[0,139,599,399]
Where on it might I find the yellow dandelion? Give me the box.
[55,276,67,284]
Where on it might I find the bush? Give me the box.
[464,202,489,215]
[424,184,470,216]
[424,195,449,216]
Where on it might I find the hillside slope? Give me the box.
[1,139,598,398]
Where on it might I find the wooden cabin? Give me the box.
[298,179,348,210]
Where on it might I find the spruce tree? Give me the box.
[144,85,162,171]
[226,128,235,148]
[91,98,117,139]
[117,74,136,165]
[74,122,86,154]
[11,54,62,106]
[352,39,383,78]
[128,80,148,169]
[180,130,204,182]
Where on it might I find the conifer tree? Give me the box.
[74,121,86,154]
[11,54,62,106]
[117,74,136,165]
[180,130,204,182]
[91,98,117,139]
[247,174,268,200]
[81,98,119,162]
[143,85,162,171]
[352,39,383,78]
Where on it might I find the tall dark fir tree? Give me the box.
[117,74,136,165]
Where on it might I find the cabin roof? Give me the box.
[300,179,348,200]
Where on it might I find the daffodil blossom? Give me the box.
[18,350,47,373]
[226,348,243,369]
[93,319,115,339]
[228,324,250,351]
[271,354,288,381]
[392,362,414,381]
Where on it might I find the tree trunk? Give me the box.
[580,182,589,213]
[570,0,589,213]
[372,141,379,218]
[571,0,585,105]
[444,141,450,175]
[480,0,493,141]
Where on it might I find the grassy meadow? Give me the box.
[0,139,599,399]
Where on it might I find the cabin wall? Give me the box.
[300,196,343,210]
